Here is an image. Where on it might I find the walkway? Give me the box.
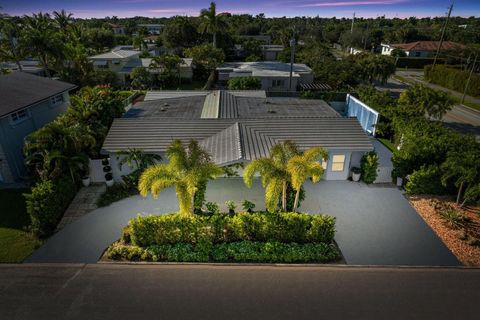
[1,264,479,320]
[26,179,459,266]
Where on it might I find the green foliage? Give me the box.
[285,183,305,211]
[398,84,454,120]
[130,67,152,90]
[107,241,340,263]
[162,16,199,50]
[425,65,480,98]
[405,165,448,195]
[439,208,465,229]
[24,178,77,238]
[228,76,262,90]
[125,211,336,247]
[242,200,256,212]
[96,182,139,208]
[360,152,379,184]
[205,202,220,215]
[396,57,445,69]
[225,200,236,211]
[184,44,225,73]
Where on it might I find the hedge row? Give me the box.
[124,212,336,247]
[424,65,480,98]
[396,57,445,69]
[24,178,78,238]
[106,241,340,263]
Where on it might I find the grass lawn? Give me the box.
[377,138,395,152]
[0,189,41,263]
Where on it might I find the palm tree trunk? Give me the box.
[213,32,217,48]
[456,181,464,204]
[293,188,301,212]
[282,181,287,211]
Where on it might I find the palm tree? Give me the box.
[287,147,329,211]
[53,10,73,39]
[0,18,24,71]
[117,148,162,171]
[138,140,222,215]
[243,141,300,212]
[198,2,227,48]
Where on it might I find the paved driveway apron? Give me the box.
[26,179,459,266]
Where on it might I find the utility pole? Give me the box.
[461,53,478,104]
[351,12,355,33]
[433,2,453,68]
[289,37,296,92]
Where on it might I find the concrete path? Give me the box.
[26,179,459,266]
[1,264,479,320]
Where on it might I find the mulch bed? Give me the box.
[408,195,480,266]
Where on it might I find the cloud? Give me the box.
[295,0,408,7]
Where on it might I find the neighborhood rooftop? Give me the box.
[0,72,76,117]
[388,41,466,51]
[102,118,374,164]
[125,90,339,119]
[217,61,312,77]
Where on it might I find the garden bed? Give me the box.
[408,195,480,266]
[103,211,342,264]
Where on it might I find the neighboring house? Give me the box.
[0,59,44,76]
[102,90,374,181]
[261,45,284,61]
[349,47,365,55]
[137,24,164,35]
[217,61,313,91]
[109,23,126,35]
[380,41,466,57]
[0,72,76,184]
[120,57,193,83]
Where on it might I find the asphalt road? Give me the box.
[1,263,479,320]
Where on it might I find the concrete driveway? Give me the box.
[26,179,459,266]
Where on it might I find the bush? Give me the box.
[125,211,336,247]
[396,57,445,69]
[404,165,448,195]
[24,178,77,238]
[228,76,262,90]
[425,65,480,98]
[360,151,378,184]
[106,241,340,263]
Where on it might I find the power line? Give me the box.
[433,2,454,68]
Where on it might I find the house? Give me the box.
[101,90,374,181]
[261,45,284,61]
[108,23,126,35]
[0,59,44,76]
[0,72,76,184]
[119,57,193,84]
[380,41,466,57]
[217,61,313,91]
[137,24,164,35]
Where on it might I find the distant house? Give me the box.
[108,23,126,35]
[0,72,76,184]
[137,24,164,35]
[380,41,466,57]
[0,59,44,76]
[102,90,374,181]
[261,45,284,61]
[120,57,193,83]
[217,61,313,91]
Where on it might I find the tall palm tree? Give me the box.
[243,141,300,212]
[138,140,222,216]
[198,2,227,48]
[287,147,329,211]
[53,10,73,39]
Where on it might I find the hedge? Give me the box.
[124,211,336,247]
[396,57,445,69]
[404,165,448,195]
[424,65,480,98]
[106,241,340,263]
[24,178,77,238]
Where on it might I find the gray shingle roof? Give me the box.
[102,118,373,164]
[0,72,76,117]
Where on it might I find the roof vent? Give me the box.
[164,103,169,106]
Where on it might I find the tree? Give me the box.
[228,76,261,90]
[162,16,199,51]
[184,44,225,88]
[117,148,162,172]
[287,147,328,210]
[398,84,454,120]
[149,54,182,88]
[130,67,152,90]
[0,18,25,71]
[243,141,300,212]
[138,140,222,216]
[198,2,227,48]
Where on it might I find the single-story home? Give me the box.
[137,24,164,35]
[380,41,466,57]
[0,72,76,184]
[108,23,126,35]
[261,45,284,61]
[217,61,313,91]
[101,90,374,181]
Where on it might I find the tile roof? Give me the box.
[89,49,139,60]
[0,72,76,117]
[390,41,466,52]
[102,118,373,164]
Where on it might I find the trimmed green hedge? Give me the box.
[106,241,340,263]
[424,65,480,98]
[396,57,445,69]
[404,165,448,195]
[24,178,77,238]
[124,212,336,247]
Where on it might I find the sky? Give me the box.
[1,0,479,19]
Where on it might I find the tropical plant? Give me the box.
[360,152,379,184]
[149,54,182,88]
[398,84,454,120]
[243,141,300,212]
[242,200,256,213]
[198,2,227,48]
[287,147,329,210]
[130,67,152,90]
[0,18,25,71]
[228,76,262,90]
[117,148,162,172]
[138,140,222,215]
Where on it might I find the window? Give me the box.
[272,79,284,87]
[331,155,345,172]
[9,109,30,125]
[50,94,64,106]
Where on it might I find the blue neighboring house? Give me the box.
[0,72,76,184]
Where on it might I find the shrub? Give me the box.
[360,151,378,184]
[205,202,219,215]
[425,65,480,98]
[125,211,336,247]
[228,76,262,90]
[24,178,77,238]
[242,200,256,213]
[404,165,448,195]
[107,241,340,263]
[96,183,138,207]
[439,208,465,229]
